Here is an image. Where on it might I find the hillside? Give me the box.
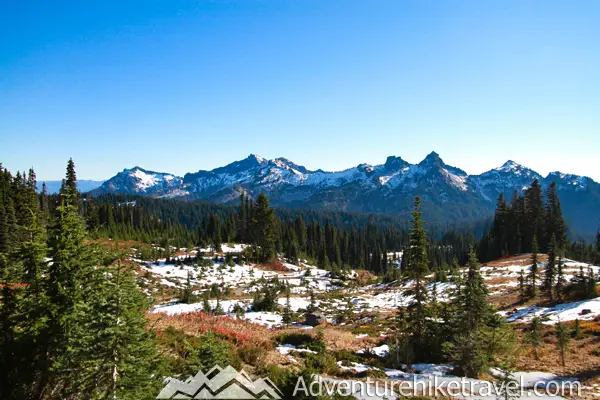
[135,244,600,399]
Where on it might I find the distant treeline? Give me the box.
[76,193,477,277]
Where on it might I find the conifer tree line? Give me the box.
[479,179,568,260]
[78,193,477,275]
[0,160,160,399]
[478,178,600,265]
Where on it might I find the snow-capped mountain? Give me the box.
[90,153,600,237]
[469,160,543,202]
[91,167,182,196]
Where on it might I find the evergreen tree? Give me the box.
[295,216,307,253]
[518,270,527,304]
[456,247,491,331]
[0,266,21,399]
[181,271,195,304]
[491,193,509,258]
[405,197,429,359]
[555,254,565,299]
[214,297,224,315]
[586,267,598,299]
[574,319,581,339]
[45,188,101,398]
[67,261,159,399]
[524,180,545,252]
[544,182,566,250]
[525,317,542,360]
[307,290,317,313]
[527,236,539,298]
[495,359,519,400]
[237,193,247,243]
[508,189,524,255]
[282,288,293,326]
[252,193,276,262]
[555,322,570,368]
[543,235,557,301]
[447,247,492,377]
[8,160,161,399]
[59,158,79,207]
[207,212,222,252]
[40,182,49,221]
[202,293,212,314]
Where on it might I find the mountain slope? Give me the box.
[89,153,600,238]
[90,167,182,196]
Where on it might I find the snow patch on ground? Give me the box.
[503,297,600,324]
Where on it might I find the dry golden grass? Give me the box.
[354,270,377,285]
[485,253,549,268]
[485,276,518,286]
[322,327,379,352]
[150,312,273,349]
[514,323,600,386]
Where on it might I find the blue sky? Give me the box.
[1,0,598,181]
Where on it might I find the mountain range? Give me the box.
[84,152,599,238]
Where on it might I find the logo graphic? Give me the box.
[156,365,283,399]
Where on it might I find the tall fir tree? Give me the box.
[544,182,567,250]
[518,269,527,304]
[524,179,545,252]
[252,193,276,262]
[554,253,564,302]
[543,235,558,301]
[64,261,159,399]
[446,247,492,378]
[527,236,539,298]
[525,317,542,360]
[555,322,570,368]
[491,193,509,258]
[405,197,429,359]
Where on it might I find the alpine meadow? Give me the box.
[2,1,600,400]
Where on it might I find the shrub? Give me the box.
[303,352,339,375]
[356,369,387,379]
[231,303,246,319]
[196,332,241,371]
[274,332,314,347]
[274,332,326,353]
[153,312,270,347]
[252,279,282,312]
[158,328,241,377]
[237,345,264,365]
[331,350,360,366]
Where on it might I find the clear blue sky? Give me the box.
[1,0,598,181]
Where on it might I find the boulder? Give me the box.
[304,311,326,327]
[580,309,593,315]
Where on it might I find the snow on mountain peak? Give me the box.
[546,171,588,189]
[93,153,595,216]
[248,154,265,164]
[496,160,524,173]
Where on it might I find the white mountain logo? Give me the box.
[156,365,283,399]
